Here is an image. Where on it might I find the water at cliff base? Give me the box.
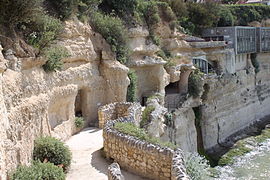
[214,139,270,180]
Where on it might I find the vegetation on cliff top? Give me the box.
[1,0,270,62]
[90,11,129,64]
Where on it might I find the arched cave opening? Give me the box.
[75,90,83,117]
[165,81,180,95]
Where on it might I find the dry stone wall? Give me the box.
[101,102,189,180]
[98,102,142,128]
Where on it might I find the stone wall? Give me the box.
[101,102,189,180]
[98,102,142,128]
[171,149,190,180]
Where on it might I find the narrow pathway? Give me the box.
[66,127,147,180]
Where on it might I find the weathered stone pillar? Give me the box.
[179,66,193,94]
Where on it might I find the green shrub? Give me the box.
[115,122,146,140]
[179,17,195,35]
[146,94,163,104]
[217,7,235,26]
[101,0,138,15]
[114,122,176,149]
[27,14,62,50]
[188,69,204,98]
[127,70,137,102]
[165,59,177,68]
[33,136,72,171]
[254,128,270,144]
[90,12,129,64]
[183,152,211,180]
[43,46,70,72]
[45,0,76,20]
[225,4,270,26]
[161,0,188,20]
[186,2,220,34]
[140,106,155,128]
[11,161,65,180]
[251,53,260,73]
[156,49,176,68]
[137,0,161,45]
[75,117,85,128]
[164,112,173,127]
[45,0,101,20]
[156,49,171,61]
[0,0,42,29]
[157,1,176,22]
[77,0,102,21]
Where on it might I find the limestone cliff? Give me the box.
[0,20,129,178]
[201,53,270,151]
[1,14,270,179]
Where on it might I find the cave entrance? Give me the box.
[165,81,180,95]
[142,96,148,106]
[75,89,84,117]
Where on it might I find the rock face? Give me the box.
[201,53,270,151]
[127,27,170,103]
[0,15,270,179]
[0,20,128,178]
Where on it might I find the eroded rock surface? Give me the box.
[0,20,128,178]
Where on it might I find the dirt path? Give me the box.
[66,127,147,180]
